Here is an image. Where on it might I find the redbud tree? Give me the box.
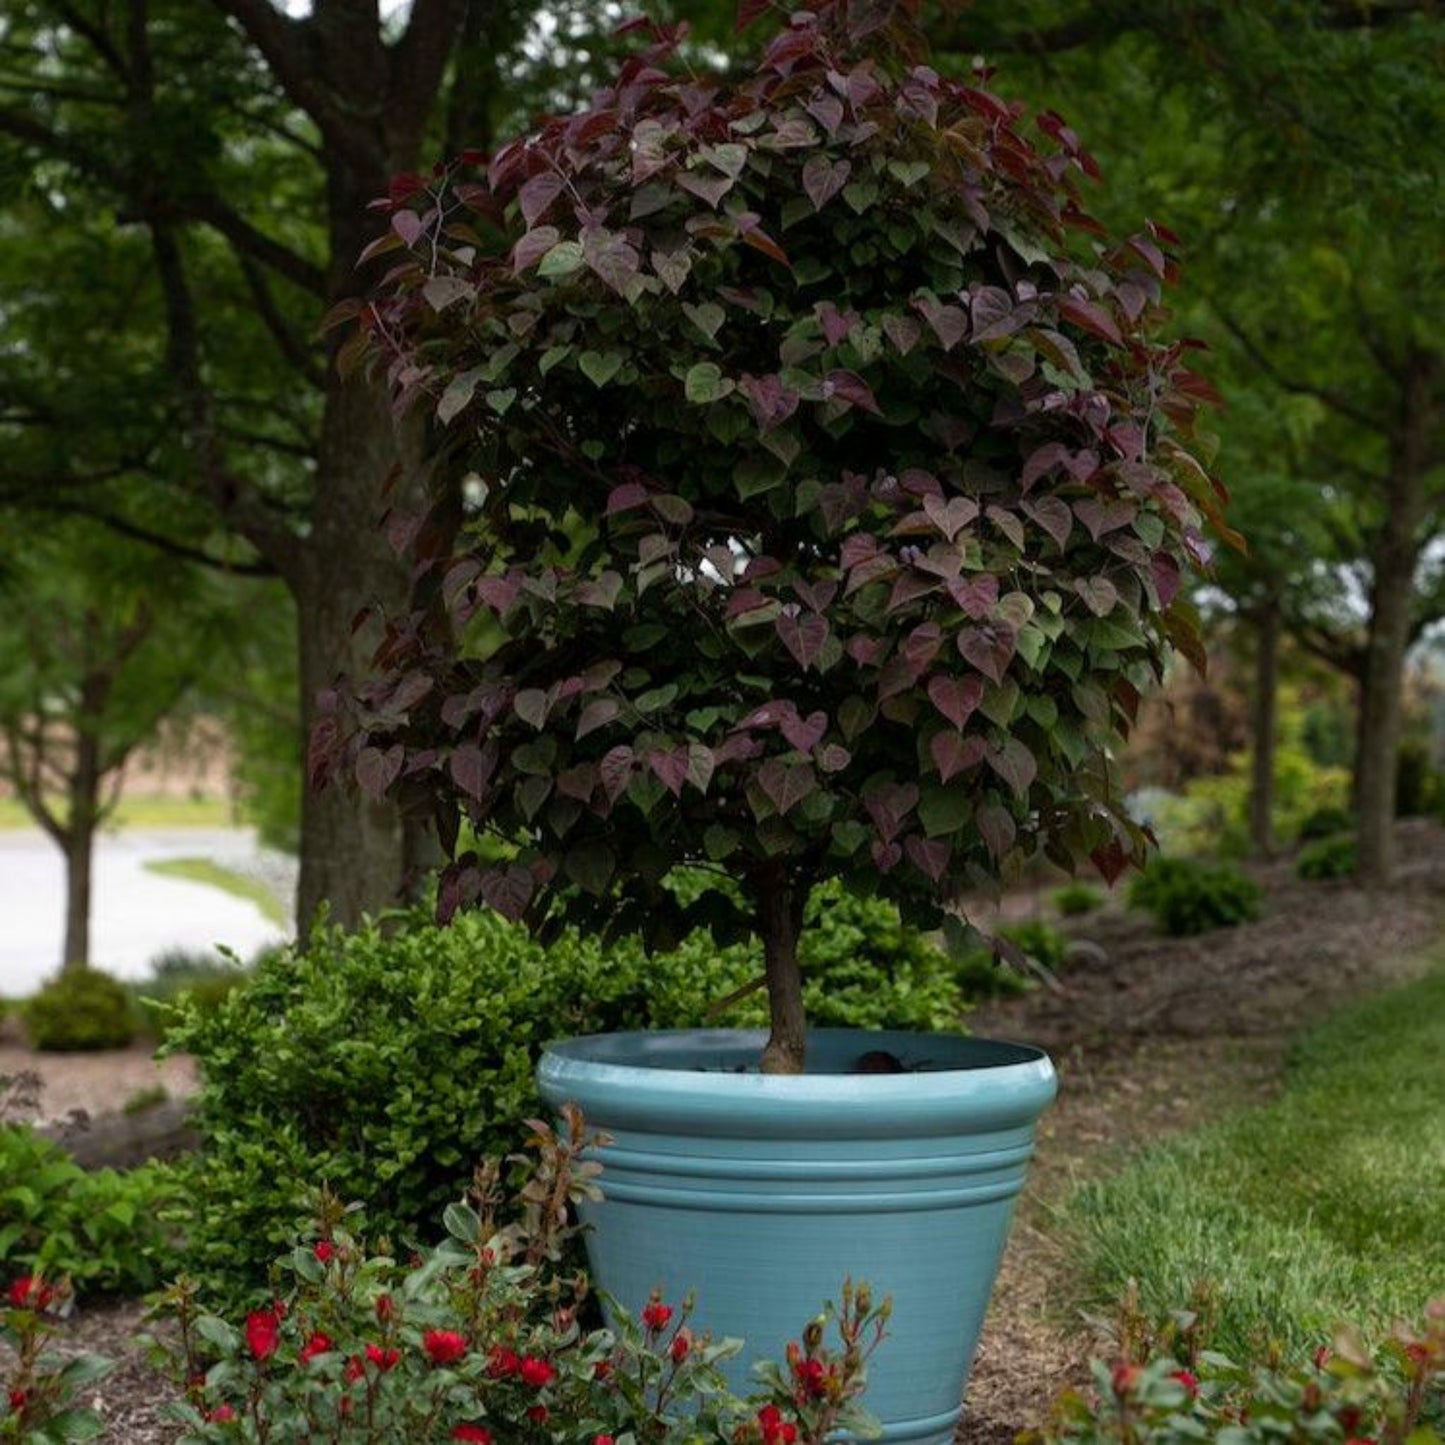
[317,0,1230,1073]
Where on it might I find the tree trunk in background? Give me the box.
[756,867,808,1076]
[61,823,94,971]
[1354,353,1437,887]
[1247,596,1281,857]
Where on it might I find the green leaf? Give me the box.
[436,370,478,425]
[443,1200,482,1243]
[565,841,615,895]
[684,362,734,404]
[918,784,971,838]
[579,350,624,387]
[537,240,584,277]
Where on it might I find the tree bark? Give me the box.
[1247,595,1281,857]
[755,867,808,1075]
[1354,352,1438,887]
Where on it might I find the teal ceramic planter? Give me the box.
[536,1028,1056,1445]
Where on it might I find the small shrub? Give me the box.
[122,1084,170,1116]
[1297,832,1358,881]
[999,920,1070,972]
[152,1110,887,1445]
[1028,1290,1444,1445]
[23,969,136,1052]
[1052,883,1105,918]
[135,949,251,1045]
[0,1125,178,1294]
[1296,804,1355,843]
[164,894,965,1308]
[1126,857,1261,936]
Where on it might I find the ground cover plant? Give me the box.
[1296,832,1358,881]
[321,0,1228,1075]
[1062,961,1445,1359]
[0,1125,177,1295]
[151,1107,888,1444]
[1051,882,1103,917]
[163,894,964,1308]
[1028,1286,1444,1445]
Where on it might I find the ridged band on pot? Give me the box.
[537,1028,1057,1445]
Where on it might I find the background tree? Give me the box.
[949,0,1445,879]
[0,522,233,970]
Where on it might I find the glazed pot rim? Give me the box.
[537,1027,1057,1139]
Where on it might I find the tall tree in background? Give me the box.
[0,0,571,929]
[948,0,1445,880]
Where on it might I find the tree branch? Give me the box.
[388,0,466,156]
[185,191,327,297]
[1211,306,1385,435]
[233,248,327,384]
[208,0,380,175]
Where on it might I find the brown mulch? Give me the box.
[6,820,1445,1442]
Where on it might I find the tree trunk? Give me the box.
[1354,354,1436,887]
[755,867,808,1075]
[61,679,108,971]
[295,370,415,934]
[61,828,94,972]
[1247,595,1281,857]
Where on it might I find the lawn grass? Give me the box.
[143,857,287,926]
[1062,959,1445,1357]
[0,796,235,831]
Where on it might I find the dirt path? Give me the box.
[7,820,1444,1442]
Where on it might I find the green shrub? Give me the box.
[1052,883,1105,917]
[1296,804,1355,842]
[23,969,136,1052]
[1297,832,1358,881]
[1126,857,1262,936]
[134,948,252,1045]
[0,1125,178,1294]
[164,892,965,1307]
[999,920,1070,972]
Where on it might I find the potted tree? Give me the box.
[319,3,1227,1438]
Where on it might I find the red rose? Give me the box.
[757,1403,798,1445]
[487,1345,522,1378]
[344,1355,366,1384]
[245,1308,282,1362]
[374,1293,396,1322]
[1171,1368,1199,1398]
[671,1327,692,1364]
[206,1404,238,1423]
[1111,1362,1142,1397]
[593,1437,616,1445]
[8,1389,27,1413]
[299,1332,334,1365]
[424,1329,468,1366]
[519,1356,556,1388]
[314,1240,336,1264]
[365,1342,400,1372]
[451,1427,493,1443]
[6,1276,54,1312]
[526,1404,549,1424]
[641,1299,673,1333]
[593,1358,613,1380]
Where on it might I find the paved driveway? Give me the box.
[0,828,292,998]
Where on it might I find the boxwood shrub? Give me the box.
[1126,857,1262,936]
[23,969,137,1052]
[163,886,964,1306]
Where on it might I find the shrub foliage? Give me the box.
[23,969,136,1052]
[164,895,964,1305]
[1126,856,1261,936]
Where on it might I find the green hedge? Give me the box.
[164,887,964,1307]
